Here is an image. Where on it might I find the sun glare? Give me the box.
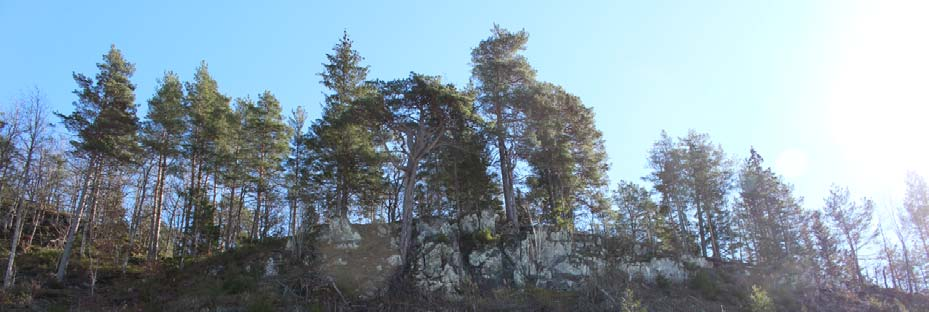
[825,0,929,202]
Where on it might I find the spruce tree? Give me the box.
[309,31,385,222]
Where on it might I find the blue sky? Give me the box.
[2,0,927,220]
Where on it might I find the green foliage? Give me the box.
[60,44,140,162]
[643,130,733,258]
[462,228,497,247]
[611,181,664,249]
[475,228,496,244]
[689,269,720,299]
[737,148,805,265]
[750,285,775,312]
[433,233,450,244]
[655,273,671,290]
[521,83,609,229]
[307,31,386,221]
[418,86,499,218]
[142,71,186,156]
[471,25,537,227]
[222,274,255,295]
[621,288,647,312]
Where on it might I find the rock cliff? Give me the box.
[315,211,709,299]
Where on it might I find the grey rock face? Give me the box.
[317,215,698,300]
[461,210,497,234]
[320,217,362,249]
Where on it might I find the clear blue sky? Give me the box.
[3,0,927,220]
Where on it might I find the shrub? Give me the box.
[463,228,497,247]
[750,285,775,312]
[688,269,719,299]
[655,273,671,289]
[223,274,255,294]
[475,228,496,244]
[621,288,646,312]
[433,233,450,244]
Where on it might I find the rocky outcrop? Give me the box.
[316,211,709,300]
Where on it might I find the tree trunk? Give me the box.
[24,207,44,250]
[79,169,102,259]
[253,185,262,240]
[399,157,420,265]
[224,180,237,250]
[124,163,151,272]
[148,154,167,262]
[704,202,721,259]
[496,127,518,230]
[56,158,99,282]
[2,134,42,287]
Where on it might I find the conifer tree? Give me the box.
[736,148,804,265]
[309,32,385,222]
[611,181,662,248]
[141,71,185,261]
[419,96,498,219]
[471,25,537,229]
[823,185,876,288]
[646,131,690,254]
[811,210,840,287]
[363,73,474,264]
[56,45,140,281]
[680,130,733,259]
[183,61,231,255]
[245,91,290,239]
[903,172,929,261]
[520,82,609,229]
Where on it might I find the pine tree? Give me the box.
[736,148,804,266]
[56,45,140,282]
[183,61,231,256]
[679,130,733,259]
[419,95,498,219]
[244,91,290,239]
[811,210,840,287]
[520,82,609,229]
[471,25,537,229]
[645,131,691,254]
[903,172,929,262]
[611,181,662,247]
[221,97,251,249]
[823,185,876,288]
[364,73,474,265]
[141,71,185,261]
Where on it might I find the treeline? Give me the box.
[1,26,928,297]
[609,131,929,294]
